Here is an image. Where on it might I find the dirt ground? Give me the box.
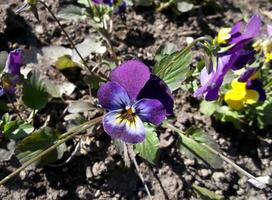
[0,0,272,199]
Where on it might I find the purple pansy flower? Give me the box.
[0,49,22,96]
[194,50,254,101]
[194,16,261,101]
[98,60,173,143]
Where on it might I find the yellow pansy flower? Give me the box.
[224,80,259,110]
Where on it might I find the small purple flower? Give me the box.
[0,49,22,96]
[194,50,254,101]
[4,49,22,76]
[98,60,173,143]
[194,16,261,101]
[216,15,261,52]
[92,0,126,13]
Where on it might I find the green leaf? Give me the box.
[22,70,49,110]
[153,48,192,91]
[84,74,104,90]
[155,42,178,63]
[177,128,223,168]
[256,99,272,129]
[78,0,89,7]
[3,121,34,140]
[200,100,219,117]
[192,184,224,200]
[57,5,87,21]
[189,128,221,152]
[16,127,66,166]
[134,125,159,165]
[214,106,243,129]
[55,55,78,70]
[0,51,8,73]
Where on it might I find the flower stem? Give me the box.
[127,144,153,200]
[5,93,23,120]
[0,115,103,186]
[156,0,175,12]
[162,121,267,185]
[98,27,119,66]
[39,0,93,73]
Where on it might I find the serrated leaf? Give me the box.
[200,100,219,117]
[192,184,224,200]
[55,55,78,70]
[57,5,87,21]
[177,128,223,168]
[16,127,66,166]
[134,125,159,165]
[22,70,49,110]
[153,48,192,91]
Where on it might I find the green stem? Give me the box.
[264,79,272,90]
[0,115,103,186]
[156,0,175,12]
[39,0,93,73]
[162,121,267,185]
[98,27,119,66]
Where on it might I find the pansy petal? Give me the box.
[267,24,272,37]
[247,79,266,101]
[231,50,255,70]
[245,90,259,104]
[205,83,221,101]
[0,86,4,96]
[194,53,234,100]
[238,68,258,82]
[5,49,22,76]
[134,98,166,126]
[137,75,174,115]
[230,15,261,45]
[103,110,145,143]
[110,60,150,100]
[243,15,261,39]
[230,21,242,36]
[97,81,130,110]
[224,90,244,110]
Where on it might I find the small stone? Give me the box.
[35,25,44,34]
[184,159,195,166]
[199,169,211,178]
[212,172,225,182]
